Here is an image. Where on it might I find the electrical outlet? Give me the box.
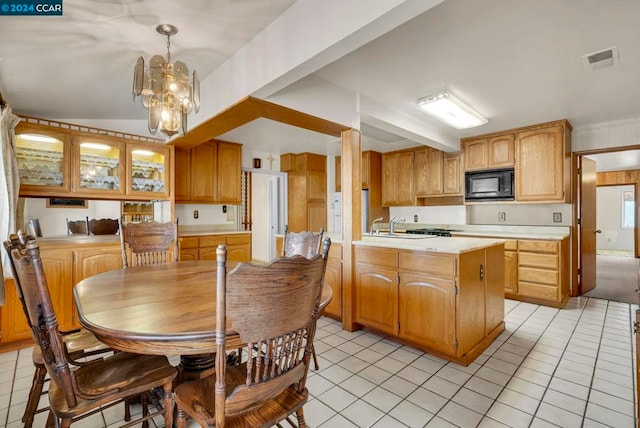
[553,212,562,223]
[413,214,418,222]
[498,212,506,222]
[193,210,199,219]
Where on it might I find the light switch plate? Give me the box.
[553,212,562,223]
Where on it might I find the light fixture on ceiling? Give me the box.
[132,24,200,137]
[416,90,487,130]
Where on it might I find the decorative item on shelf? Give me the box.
[132,24,200,137]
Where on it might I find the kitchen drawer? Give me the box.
[504,239,517,251]
[355,246,398,269]
[200,235,227,247]
[518,240,559,254]
[226,234,251,245]
[518,281,558,301]
[328,244,342,260]
[518,252,558,269]
[399,251,456,278]
[519,266,558,286]
[180,236,199,249]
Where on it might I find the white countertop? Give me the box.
[355,235,505,255]
[378,224,570,241]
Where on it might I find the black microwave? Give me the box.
[465,168,515,201]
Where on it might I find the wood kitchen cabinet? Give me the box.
[335,150,381,191]
[414,149,463,198]
[179,233,251,262]
[517,238,570,307]
[515,122,571,202]
[1,238,124,343]
[16,118,175,200]
[462,134,515,171]
[503,239,518,296]
[382,150,414,206]
[323,243,343,319]
[354,243,505,365]
[175,140,242,204]
[281,152,327,232]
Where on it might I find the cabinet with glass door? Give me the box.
[72,134,125,196]
[15,122,72,195]
[126,143,171,198]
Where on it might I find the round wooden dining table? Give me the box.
[73,260,333,378]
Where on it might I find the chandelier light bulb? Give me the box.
[132,24,200,137]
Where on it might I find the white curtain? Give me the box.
[0,103,20,305]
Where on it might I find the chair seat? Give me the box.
[175,362,309,428]
[49,352,176,418]
[61,328,110,356]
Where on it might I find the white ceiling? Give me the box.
[1,0,640,169]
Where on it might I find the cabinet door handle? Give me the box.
[479,264,484,281]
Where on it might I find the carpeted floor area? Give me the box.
[583,254,639,304]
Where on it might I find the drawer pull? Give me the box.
[479,264,484,281]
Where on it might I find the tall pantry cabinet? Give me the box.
[281,152,327,232]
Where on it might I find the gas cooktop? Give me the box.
[404,228,461,237]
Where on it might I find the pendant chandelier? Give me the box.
[132,24,200,137]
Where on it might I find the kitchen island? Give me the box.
[353,235,505,365]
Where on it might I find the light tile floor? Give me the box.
[0,297,637,427]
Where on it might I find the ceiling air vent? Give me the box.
[582,46,619,72]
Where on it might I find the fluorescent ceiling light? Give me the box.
[131,149,155,156]
[416,91,488,129]
[80,142,111,151]
[19,134,59,143]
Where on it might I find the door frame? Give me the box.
[571,145,640,297]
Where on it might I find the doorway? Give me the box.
[241,168,287,262]
[574,149,640,304]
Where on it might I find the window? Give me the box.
[622,190,635,228]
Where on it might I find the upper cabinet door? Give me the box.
[190,142,217,202]
[126,143,171,198]
[15,123,72,195]
[72,134,126,196]
[488,134,515,168]
[216,141,242,204]
[463,139,488,171]
[515,125,565,202]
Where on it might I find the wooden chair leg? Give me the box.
[124,398,132,421]
[45,410,55,428]
[296,407,307,427]
[311,343,320,371]
[176,408,187,428]
[141,393,149,428]
[23,363,48,427]
[163,383,174,428]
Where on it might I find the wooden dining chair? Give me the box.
[119,219,179,267]
[175,238,331,428]
[281,226,325,370]
[3,232,114,427]
[66,218,88,235]
[87,217,119,235]
[4,231,177,428]
[282,225,324,259]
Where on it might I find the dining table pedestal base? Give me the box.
[178,354,216,384]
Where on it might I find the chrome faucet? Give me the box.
[389,217,406,235]
[370,217,384,235]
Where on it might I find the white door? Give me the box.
[250,170,287,262]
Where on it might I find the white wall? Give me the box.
[174,204,237,227]
[23,198,121,237]
[466,203,573,226]
[390,206,466,225]
[596,185,635,251]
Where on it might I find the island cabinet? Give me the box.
[1,237,123,343]
[15,118,173,200]
[179,233,251,262]
[174,140,242,204]
[353,243,505,365]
